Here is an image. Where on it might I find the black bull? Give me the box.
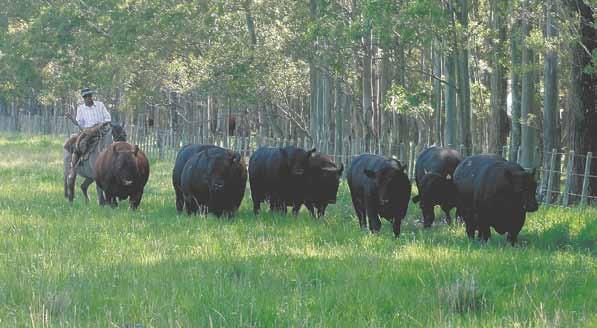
[172,144,217,213]
[412,146,461,227]
[180,146,247,217]
[453,154,539,244]
[347,154,411,237]
[249,146,316,215]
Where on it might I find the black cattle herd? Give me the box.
[82,141,541,245]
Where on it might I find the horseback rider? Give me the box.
[65,88,112,175]
[76,87,111,128]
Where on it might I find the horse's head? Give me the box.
[110,123,127,142]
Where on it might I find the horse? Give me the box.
[63,122,127,204]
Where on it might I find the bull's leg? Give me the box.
[422,204,435,228]
[108,194,118,208]
[506,232,518,245]
[350,194,367,228]
[317,204,326,218]
[392,217,403,238]
[304,202,316,218]
[129,192,143,210]
[175,188,185,214]
[365,201,381,234]
[96,185,106,206]
[292,202,302,216]
[81,178,94,203]
[465,223,476,239]
[441,205,453,225]
[355,206,366,229]
[212,208,224,218]
[252,199,261,215]
[185,196,198,215]
[478,225,491,242]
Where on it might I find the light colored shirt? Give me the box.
[76,101,111,128]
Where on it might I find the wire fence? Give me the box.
[1,113,595,208]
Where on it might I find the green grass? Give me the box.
[0,133,595,327]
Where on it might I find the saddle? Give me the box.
[64,122,111,163]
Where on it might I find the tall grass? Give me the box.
[0,133,595,327]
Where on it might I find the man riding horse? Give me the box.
[65,88,112,170]
[64,88,126,203]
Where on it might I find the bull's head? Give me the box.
[285,147,316,176]
[316,162,344,203]
[364,161,407,206]
[507,168,538,212]
[112,144,138,187]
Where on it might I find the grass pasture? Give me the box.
[0,133,595,327]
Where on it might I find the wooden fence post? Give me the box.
[562,150,574,207]
[580,152,593,207]
[545,148,557,205]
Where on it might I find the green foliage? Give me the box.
[0,134,595,326]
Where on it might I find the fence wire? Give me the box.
[1,113,595,208]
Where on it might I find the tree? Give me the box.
[457,0,472,155]
[488,0,508,154]
[520,0,537,170]
[542,0,560,202]
[510,0,522,162]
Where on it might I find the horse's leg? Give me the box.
[81,178,93,203]
[63,152,70,198]
[66,169,76,204]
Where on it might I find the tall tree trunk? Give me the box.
[489,0,508,154]
[520,0,536,169]
[380,48,392,152]
[309,0,318,144]
[335,80,344,155]
[457,0,472,155]
[362,20,374,152]
[510,2,522,162]
[433,41,442,146]
[567,0,597,199]
[444,50,457,148]
[542,0,560,202]
[244,0,257,46]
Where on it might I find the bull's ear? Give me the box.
[364,169,376,178]
[134,145,139,156]
[338,163,344,176]
[307,148,316,157]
